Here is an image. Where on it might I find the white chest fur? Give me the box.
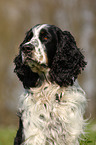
[19,81,86,145]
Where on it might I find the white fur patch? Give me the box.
[18,81,87,145]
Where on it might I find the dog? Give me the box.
[14,24,87,145]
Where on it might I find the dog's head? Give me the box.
[19,24,58,71]
[14,24,87,88]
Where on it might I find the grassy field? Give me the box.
[0,121,96,145]
[0,127,16,145]
[80,120,96,145]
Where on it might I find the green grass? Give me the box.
[80,121,96,145]
[0,127,16,145]
[0,121,96,145]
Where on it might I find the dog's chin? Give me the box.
[24,57,48,73]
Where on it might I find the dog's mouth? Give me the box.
[22,52,48,73]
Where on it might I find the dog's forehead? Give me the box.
[32,24,49,37]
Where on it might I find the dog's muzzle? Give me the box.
[20,43,35,54]
[20,40,48,70]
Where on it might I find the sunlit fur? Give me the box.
[14,24,87,145]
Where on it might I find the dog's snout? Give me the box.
[21,44,35,53]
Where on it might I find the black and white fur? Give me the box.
[14,24,87,145]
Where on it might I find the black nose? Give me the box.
[20,43,35,53]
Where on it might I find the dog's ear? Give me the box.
[14,52,39,89]
[49,31,87,87]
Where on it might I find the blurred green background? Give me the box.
[0,0,96,144]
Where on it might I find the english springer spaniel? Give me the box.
[14,24,87,145]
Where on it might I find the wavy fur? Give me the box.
[14,24,87,145]
[49,31,86,87]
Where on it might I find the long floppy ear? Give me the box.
[14,52,39,89]
[49,31,87,87]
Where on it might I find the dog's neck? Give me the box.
[33,67,51,87]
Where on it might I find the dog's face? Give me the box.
[14,24,87,88]
[20,24,58,72]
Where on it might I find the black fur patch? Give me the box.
[14,118,23,145]
[14,54,39,88]
[49,30,87,87]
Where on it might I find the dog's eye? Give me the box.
[40,30,49,42]
[42,35,49,41]
[26,32,33,42]
[25,30,33,42]
[43,37,48,40]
